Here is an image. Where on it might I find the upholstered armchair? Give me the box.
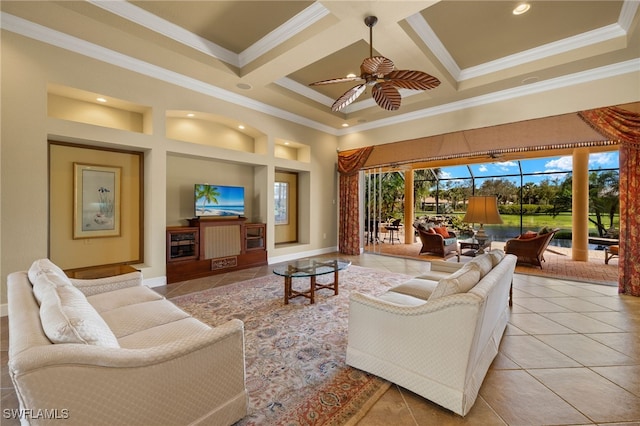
[504,228,560,268]
[414,224,458,258]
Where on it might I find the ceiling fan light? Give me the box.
[513,3,530,15]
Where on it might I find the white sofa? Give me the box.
[7,259,247,426]
[346,251,517,416]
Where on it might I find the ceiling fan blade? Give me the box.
[372,82,401,111]
[385,70,441,90]
[361,56,395,77]
[309,76,362,86]
[331,84,366,112]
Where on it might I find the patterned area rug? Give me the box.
[171,265,412,425]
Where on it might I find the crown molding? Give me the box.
[408,0,634,82]
[338,58,640,135]
[2,11,637,138]
[90,0,329,69]
[239,2,330,67]
[88,0,239,67]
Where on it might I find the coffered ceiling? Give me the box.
[2,1,639,134]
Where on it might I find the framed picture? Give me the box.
[274,181,289,225]
[73,163,122,238]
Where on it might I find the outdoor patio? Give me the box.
[366,232,619,286]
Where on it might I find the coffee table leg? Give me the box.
[310,276,316,304]
[333,267,339,295]
[284,276,290,304]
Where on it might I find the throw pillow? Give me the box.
[538,226,550,235]
[427,227,436,234]
[429,264,481,300]
[488,249,505,266]
[519,231,538,239]
[433,227,450,238]
[39,282,119,347]
[28,258,70,286]
[469,254,493,278]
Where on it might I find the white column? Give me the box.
[572,148,590,261]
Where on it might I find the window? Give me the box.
[274,182,288,225]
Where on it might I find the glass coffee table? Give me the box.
[273,258,351,304]
[458,238,491,260]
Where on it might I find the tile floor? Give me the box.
[2,252,639,425]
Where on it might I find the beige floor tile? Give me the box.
[508,313,576,334]
[584,332,640,360]
[540,296,614,312]
[356,385,418,425]
[529,367,640,423]
[591,365,640,397]
[512,297,572,313]
[537,334,637,366]
[480,369,590,425]
[499,335,580,369]
[540,312,625,333]
[582,311,639,331]
[399,388,507,425]
[512,285,577,298]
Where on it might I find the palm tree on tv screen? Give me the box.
[195,184,220,214]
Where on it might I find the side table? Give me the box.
[64,264,138,279]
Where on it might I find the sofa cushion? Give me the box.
[101,299,191,339]
[469,254,493,278]
[488,249,505,266]
[87,285,164,314]
[28,258,69,285]
[429,264,481,300]
[38,281,119,347]
[377,291,427,306]
[29,259,73,305]
[443,237,457,246]
[389,278,439,301]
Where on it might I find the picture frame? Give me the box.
[73,163,122,238]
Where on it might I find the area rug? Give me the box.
[170,265,412,425]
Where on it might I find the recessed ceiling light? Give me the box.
[236,83,252,90]
[238,124,245,130]
[187,113,195,117]
[513,3,530,15]
[284,142,290,145]
[522,76,539,84]
[342,123,349,127]
[96,97,107,103]
[346,73,357,78]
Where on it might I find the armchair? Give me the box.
[504,228,560,268]
[414,224,458,258]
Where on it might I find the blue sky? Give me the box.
[438,151,619,185]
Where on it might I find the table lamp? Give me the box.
[462,196,503,253]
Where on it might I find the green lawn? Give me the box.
[417,211,619,234]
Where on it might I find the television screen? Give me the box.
[194,184,245,217]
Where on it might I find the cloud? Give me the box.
[589,152,617,168]
[544,156,572,171]
[478,165,488,172]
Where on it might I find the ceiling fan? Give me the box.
[309,15,441,112]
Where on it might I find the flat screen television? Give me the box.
[194,184,245,217]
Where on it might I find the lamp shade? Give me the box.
[462,196,503,225]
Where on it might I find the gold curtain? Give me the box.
[337,147,374,255]
[579,107,640,296]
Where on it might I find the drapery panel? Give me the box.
[579,107,640,296]
[338,147,373,255]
